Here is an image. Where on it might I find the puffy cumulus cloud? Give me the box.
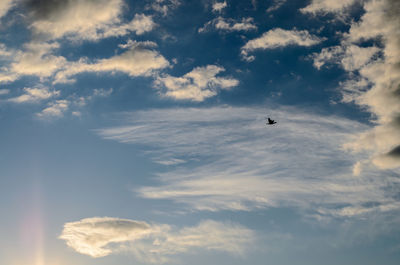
[312,0,400,169]
[100,14,156,39]
[0,0,14,19]
[60,217,253,263]
[34,87,113,120]
[212,1,227,13]
[27,0,155,41]
[241,28,325,61]
[96,107,400,217]
[10,41,66,80]
[8,86,59,103]
[0,43,13,57]
[154,65,239,101]
[36,99,69,119]
[54,43,170,84]
[146,0,181,17]
[312,44,379,71]
[198,17,257,33]
[0,41,65,84]
[0,40,168,85]
[60,217,152,258]
[300,0,359,14]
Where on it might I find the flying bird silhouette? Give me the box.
[266,117,277,125]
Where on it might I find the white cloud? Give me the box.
[60,217,254,263]
[352,161,362,176]
[36,99,69,119]
[154,65,239,101]
[0,40,168,85]
[199,17,257,33]
[312,44,379,71]
[96,106,400,216]
[0,43,13,57]
[312,0,400,169]
[54,44,170,84]
[300,0,358,14]
[212,1,227,13]
[154,158,186,166]
[266,0,286,13]
[10,42,66,79]
[0,0,14,19]
[29,0,155,41]
[146,0,181,16]
[92,88,113,98]
[8,86,59,103]
[241,28,325,61]
[0,41,66,84]
[100,14,156,38]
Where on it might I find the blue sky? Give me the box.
[1,0,400,264]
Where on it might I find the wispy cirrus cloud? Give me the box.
[96,106,400,217]
[60,217,254,263]
[241,28,325,61]
[199,17,257,33]
[266,0,287,13]
[154,65,238,101]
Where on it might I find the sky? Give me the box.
[0,0,400,264]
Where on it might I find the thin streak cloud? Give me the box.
[96,107,400,217]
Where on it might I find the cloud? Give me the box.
[212,1,227,13]
[241,28,325,61]
[146,0,181,17]
[0,40,168,85]
[154,65,239,101]
[8,86,59,103]
[300,0,358,14]
[352,161,362,176]
[311,0,400,169]
[0,42,66,84]
[154,158,186,166]
[100,14,156,39]
[266,0,286,13]
[60,217,254,263]
[26,0,155,41]
[312,44,379,71]
[54,43,170,84]
[36,99,69,119]
[96,106,400,217]
[0,0,14,19]
[198,17,257,33]
[0,89,10,95]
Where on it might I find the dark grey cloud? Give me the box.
[23,0,68,19]
[387,145,400,158]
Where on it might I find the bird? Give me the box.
[266,117,277,125]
